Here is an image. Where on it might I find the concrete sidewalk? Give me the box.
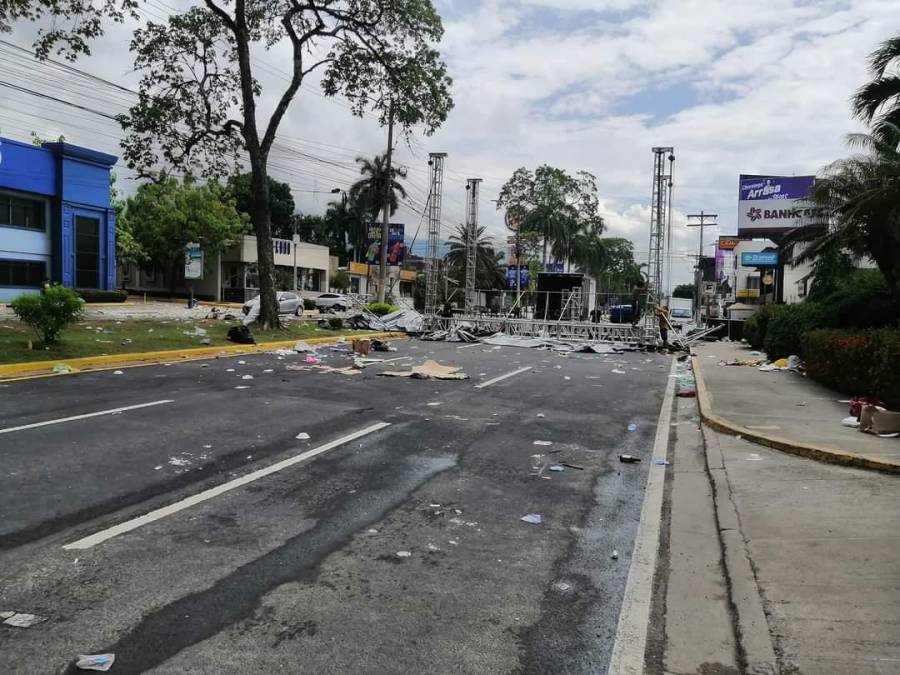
[693,341,900,472]
[704,428,900,674]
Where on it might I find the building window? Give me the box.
[0,259,46,287]
[0,193,46,231]
[746,276,760,290]
[75,215,101,288]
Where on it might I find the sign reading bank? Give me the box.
[738,175,816,237]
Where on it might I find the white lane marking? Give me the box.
[608,357,677,675]
[63,422,391,550]
[474,366,532,389]
[0,400,174,435]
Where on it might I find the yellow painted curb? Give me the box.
[0,332,408,382]
[692,354,900,475]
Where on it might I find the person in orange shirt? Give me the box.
[656,304,671,348]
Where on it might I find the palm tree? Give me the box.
[445,224,506,289]
[852,35,900,140]
[783,126,900,295]
[348,154,408,222]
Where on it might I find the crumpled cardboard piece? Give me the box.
[379,359,468,380]
[859,405,900,435]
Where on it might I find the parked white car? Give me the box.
[242,291,304,316]
[314,293,349,311]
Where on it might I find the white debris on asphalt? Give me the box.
[396,551,412,558]
[296,432,310,440]
[2,612,47,628]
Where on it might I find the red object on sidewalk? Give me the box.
[849,396,883,418]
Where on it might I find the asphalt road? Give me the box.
[0,338,671,674]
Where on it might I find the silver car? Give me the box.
[314,293,349,311]
[242,291,304,316]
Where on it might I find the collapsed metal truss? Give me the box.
[433,315,652,345]
[464,178,482,315]
[424,153,447,318]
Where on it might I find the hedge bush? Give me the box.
[303,298,317,310]
[743,304,784,349]
[763,301,832,360]
[365,302,400,316]
[76,288,129,303]
[10,285,85,344]
[803,329,900,409]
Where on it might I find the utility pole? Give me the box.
[424,152,447,319]
[464,178,482,314]
[377,101,395,303]
[686,211,718,325]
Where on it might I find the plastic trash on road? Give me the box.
[2,612,47,628]
[520,514,543,524]
[627,423,637,432]
[619,454,641,463]
[75,654,115,671]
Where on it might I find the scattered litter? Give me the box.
[367,529,378,534]
[536,413,545,418]
[427,402,441,407]
[746,454,763,461]
[304,355,321,365]
[859,405,900,435]
[52,363,76,374]
[533,440,552,446]
[619,454,641,463]
[241,374,254,380]
[168,456,191,467]
[548,465,564,472]
[293,341,312,353]
[611,368,626,374]
[448,540,458,546]
[561,462,584,470]
[2,612,47,628]
[553,582,571,592]
[226,368,235,373]
[841,416,860,428]
[371,338,396,352]
[226,325,255,344]
[238,360,246,365]
[234,385,251,390]
[520,514,542,525]
[627,423,637,432]
[352,338,371,356]
[262,369,273,373]
[296,432,310,440]
[563,375,571,380]
[396,551,412,558]
[379,359,468,380]
[611,550,619,560]
[426,543,440,551]
[154,465,162,470]
[655,459,670,466]
[112,370,124,375]
[75,654,115,671]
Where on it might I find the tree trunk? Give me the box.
[250,159,280,329]
[168,257,178,299]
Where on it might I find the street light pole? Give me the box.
[378,101,395,303]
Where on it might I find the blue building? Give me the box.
[0,136,117,302]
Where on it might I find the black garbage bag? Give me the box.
[227,325,256,344]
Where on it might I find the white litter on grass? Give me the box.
[533,440,552,446]
[296,432,310,440]
[611,369,626,374]
[396,551,412,558]
[241,374,254,380]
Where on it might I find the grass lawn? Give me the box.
[0,319,371,364]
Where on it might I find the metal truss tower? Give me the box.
[424,153,447,318]
[646,147,674,332]
[464,178,482,314]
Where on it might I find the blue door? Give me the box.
[73,208,105,289]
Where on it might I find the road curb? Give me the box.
[702,428,778,675]
[0,332,407,382]
[692,355,900,475]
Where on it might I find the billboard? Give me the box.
[741,251,779,266]
[717,236,744,250]
[363,223,405,266]
[184,243,203,280]
[506,265,529,288]
[738,175,816,236]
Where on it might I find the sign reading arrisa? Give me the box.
[737,175,818,236]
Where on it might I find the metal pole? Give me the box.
[377,101,395,303]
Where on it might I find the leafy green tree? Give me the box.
[331,269,350,292]
[115,0,453,328]
[594,238,642,293]
[125,177,246,296]
[784,127,900,297]
[444,224,505,290]
[10,285,84,345]
[672,283,695,299]
[852,35,900,141]
[497,166,604,270]
[349,155,408,222]
[111,173,145,276]
[227,173,295,239]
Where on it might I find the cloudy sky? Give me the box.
[1,0,895,287]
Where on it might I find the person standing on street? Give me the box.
[656,304,670,348]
